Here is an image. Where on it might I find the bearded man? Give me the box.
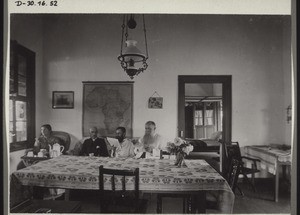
[137,121,166,154]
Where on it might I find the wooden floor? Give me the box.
[69,178,291,214]
[232,178,291,214]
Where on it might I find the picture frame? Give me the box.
[148,97,163,109]
[52,91,74,109]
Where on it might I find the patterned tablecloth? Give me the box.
[12,155,234,213]
[244,145,291,175]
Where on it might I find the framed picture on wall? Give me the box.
[148,97,163,109]
[52,91,74,109]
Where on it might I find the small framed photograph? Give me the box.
[148,97,163,109]
[52,91,74,109]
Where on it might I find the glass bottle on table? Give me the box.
[33,138,40,155]
[110,146,116,157]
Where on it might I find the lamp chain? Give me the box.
[125,14,129,41]
[143,15,149,59]
[120,15,126,56]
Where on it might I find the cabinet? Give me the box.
[9,41,35,151]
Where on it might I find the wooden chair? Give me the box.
[227,158,242,193]
[204,158,241,212]
[224,141,260,195]
[99,165,147,213]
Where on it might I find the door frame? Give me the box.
[178,75,232,173]
[178,75,232,141]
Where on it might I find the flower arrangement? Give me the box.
[166,137,194,167]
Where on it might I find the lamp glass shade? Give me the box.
[122,40,146,62]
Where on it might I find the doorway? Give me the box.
[185,83,223,139]
[178,75,232,173]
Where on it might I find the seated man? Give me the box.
[33,124,62,155]
[32,124,65,199]
[112,127,135,158]
[136,121,166,154]
[79,127,109,157]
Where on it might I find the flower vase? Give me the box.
[175,152,185,167]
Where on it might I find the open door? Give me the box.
[178,75,232,174]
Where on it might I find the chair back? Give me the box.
[224,141,242,161]
[52,131,71,154]
[224,141,242,178]
[227,158,241,193]
[99,165,140,212]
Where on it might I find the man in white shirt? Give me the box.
[113,127,135,158]
[137,121,166,154]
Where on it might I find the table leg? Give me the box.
[64,189,70,201]
[282,165,287,180]
[274,164,279,202]
[156,194,162,213]
[195,191,206,213]
[280,164,291,193]
[251,163,255,185]
[186,196,191,213]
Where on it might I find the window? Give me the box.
[194,110,203,126]
[205,109,214,125]
[9,41,35,152]
[194,103,214,126]
[205,103,214,125]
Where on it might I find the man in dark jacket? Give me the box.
[79,127,109,157]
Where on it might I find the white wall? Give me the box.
[282,17,292,145]
[10,14,292,152]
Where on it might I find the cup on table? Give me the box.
[37,151,43,157]
[40,149,47,157]
[89,153,94,157]
[145,152,151,159]
[27,151,34,157]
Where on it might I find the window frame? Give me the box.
[9,40,36,152]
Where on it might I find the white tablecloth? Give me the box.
[244,146,291,174]
[13,155,235,213]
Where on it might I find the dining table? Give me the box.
[243,145,291,202]
[12,155,235,213]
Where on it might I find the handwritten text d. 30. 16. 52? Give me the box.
[15,1,58,6]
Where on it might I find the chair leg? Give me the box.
[250,165,256,191]
[187,196,192,213]
[243,173,256,192]
[236,185,244,196]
